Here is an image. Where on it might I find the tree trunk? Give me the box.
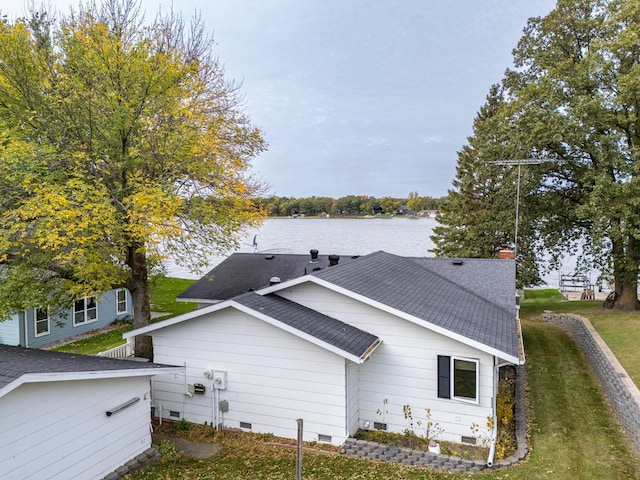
[609,236,640,311]
[127,245,153,359]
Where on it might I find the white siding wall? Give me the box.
[278,284,496,444]
[0,376,152,480]
[150,309,348,445]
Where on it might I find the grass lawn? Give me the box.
[149,276,197,318]
[52,277,196,355]
[125,291,640,479]
[522,289,640,389]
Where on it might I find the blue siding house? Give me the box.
[0,289,132,348]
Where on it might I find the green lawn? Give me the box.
[125,291,640,479]
[149,276,197,318]
[521,289,640,389]
[53,277,196,355]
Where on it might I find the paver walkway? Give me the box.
[152,434,222,459]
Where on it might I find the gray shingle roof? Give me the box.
[0,344,174,391]
[311,251,519,359]
[409,257,516,312]
[232,292,379,359]
[178,252,359,302]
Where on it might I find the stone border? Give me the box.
[101,447,160,480]
[541,312,640,453]
[343,365,529,472]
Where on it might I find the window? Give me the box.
[74,297,97,326]
[34,308,50,336]
[437,355,479,403]
[116,289,128,314]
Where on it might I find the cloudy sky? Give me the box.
[0,0,557,198]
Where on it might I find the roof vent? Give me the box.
[310,249,319,263]
[269,277,281,285]
[265,255,275,260]
[328,255,340,266]
[452,259,464,266]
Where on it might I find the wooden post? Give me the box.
[296,418,303,480]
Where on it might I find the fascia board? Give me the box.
[0,366,183,399]
[124,301,236,339]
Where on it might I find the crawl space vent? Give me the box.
[318,434,332,443]
[461,436,477,445]
[373,422,387,431]
[169,411,180,418]
[240,422,252,430]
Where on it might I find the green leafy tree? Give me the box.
[0,0,266,355]
[431,85,544,287]
[436,0,640,308]
[504,0,640,308]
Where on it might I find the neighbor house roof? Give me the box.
[260,251,522,364]
[177,252,360,303]
[0,345,181,398]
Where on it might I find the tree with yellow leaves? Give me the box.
[0,1,266,357]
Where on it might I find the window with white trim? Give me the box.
[34,308,50,336]
[437,355,479,403]
[116,289,128,314]
[74,297,97,326]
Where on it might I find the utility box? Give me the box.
[219,399,229,412]
[193,383,206,394]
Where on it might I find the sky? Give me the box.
[0,0,557,199]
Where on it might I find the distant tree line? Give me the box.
[256,193,446,217]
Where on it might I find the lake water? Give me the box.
[164,216,580,288]
[165,217,436,279]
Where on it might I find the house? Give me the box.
[0,288,132,348]
[396,205,410,215]
[0,344,181,480]
[126,251,523,453]
[177,251,360,307]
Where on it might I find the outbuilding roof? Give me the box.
[0,345,180,397]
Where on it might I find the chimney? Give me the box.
[499,248,515,260]
[328,255,340,266]
[310,249,319,263]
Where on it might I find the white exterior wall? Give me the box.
[0,376,152,480]
[278,284,496,445]
[150,309,349,445]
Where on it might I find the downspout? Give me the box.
[23,311,29,348]
[487,359,511,467]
